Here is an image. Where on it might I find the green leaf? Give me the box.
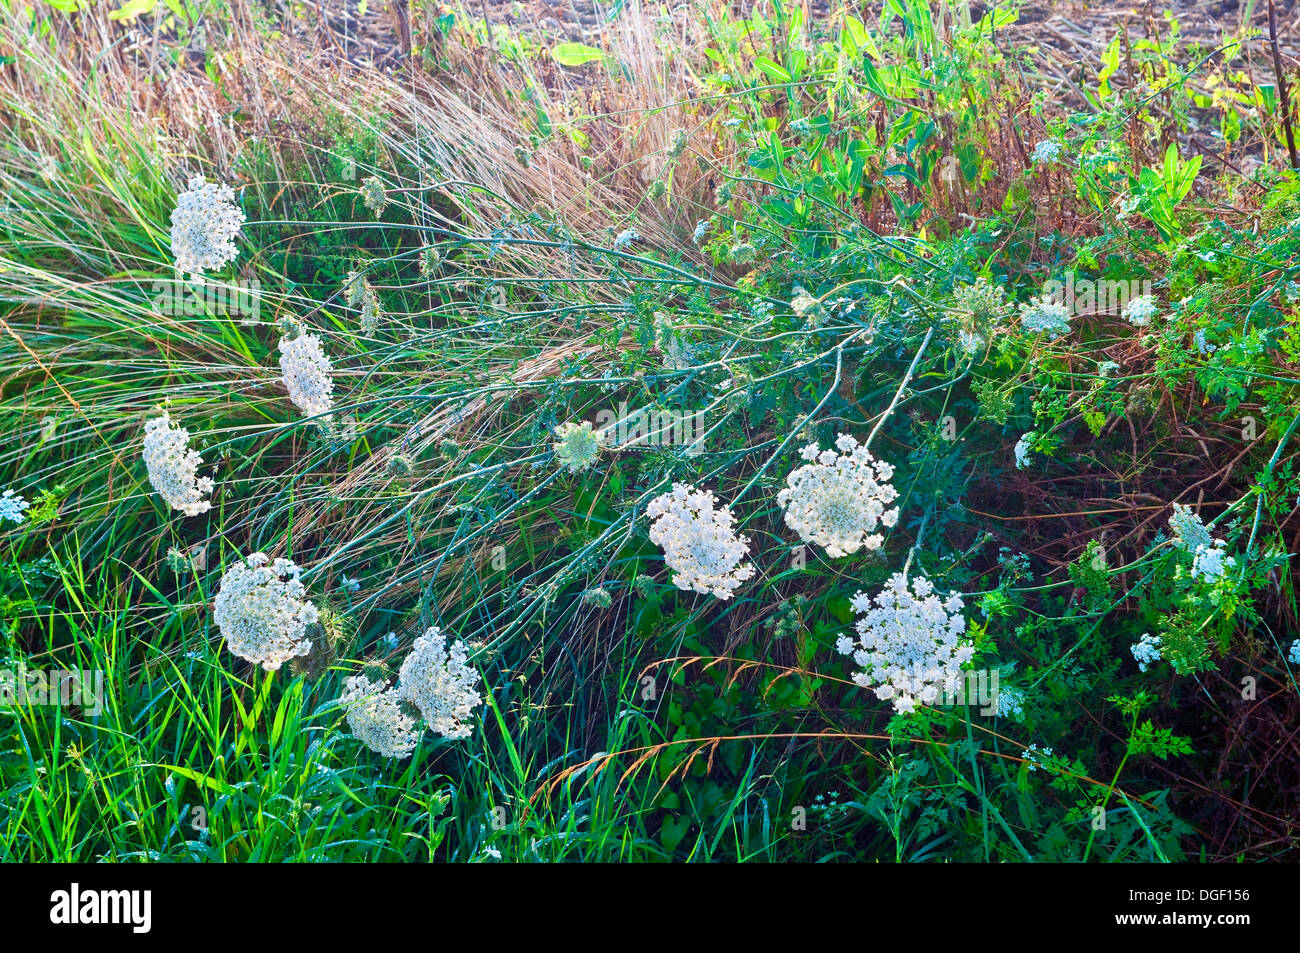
[753,56,790,83]
[551,42,609,67]
[108,0,158,21]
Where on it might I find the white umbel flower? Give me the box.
[337,675,421,759]
[647,483,755,600]
[1031,140,1062,164]
[1130,632,1163,672]
[553,420,608,473]
[0,488,30,525]
[777,433,899,557]
[835,573,972,714]
[278,332,335,418]
[1019,296,1071,339]
[213,553,317,671]
[170,176,244,280]
[1190,540,1233,581]
[396,626,483,740]
[1122,294,1158,327]
[1168,503,1234,581]
[1013,433,1034,470]
[1168,503,1213,552]
[142,414,213,517]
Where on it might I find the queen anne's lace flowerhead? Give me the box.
[777,433,899,557]
[1190,540,1233,581]
[278,332,335,418]
[1019,297,1071,339]
[1014,433,1034,470]
[1031,140,1062,164]
[213,553,317,670]
[396,626,483,740]
[337,675,421,759]
[790,287,819,318]
[553,420,608,473]
[1168,503,1212,552]
[344,271,382,333]
[142,414,213,517]
[359,176,387,216]
[1122,294,1158,327]
[1022,743,1054,771]
[835,573,972,714]
[647,483,755,600]
[952,277,1011,353]
[1167,503,1235,581]
[1131,632,1163,672]
[996,685,1025,720]
[0,488,29,525]
[652,312,695,370]
[170,176,244,280]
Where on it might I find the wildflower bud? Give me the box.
[359,176,387,216]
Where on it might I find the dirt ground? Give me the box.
[299,0,1300,72]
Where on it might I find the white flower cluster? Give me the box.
[213,553,317,671]
[1031,140,1062,164]
[1014,432,1035,470]
[647,483,755,600]
[170,176,244,280]
[652,311,695,370]
[952,277,1011,354]
[1168,504,1234,581]
[344,271,382,334]
[359,176,387,216]
[1131,632,1163,672]
[996,684,1025,720]
[834,573,973,714]
[0,488,29,525]
[1122,294,1158,327]
[777,433,899,557]
[790,287,819,318]
[553,420,607,473]
[1191,542,1233,581]
[142,414,214,517]
[396,626,483,740]
[1168,503,1212,552]
[1019,297,1071,339]
[278,332,335,418]
[1289,640,1300,666]
[337,675,421,759]
[1022,743,1054,771]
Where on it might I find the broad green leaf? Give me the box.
[108,0,157,21]
[551,42,609,67]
